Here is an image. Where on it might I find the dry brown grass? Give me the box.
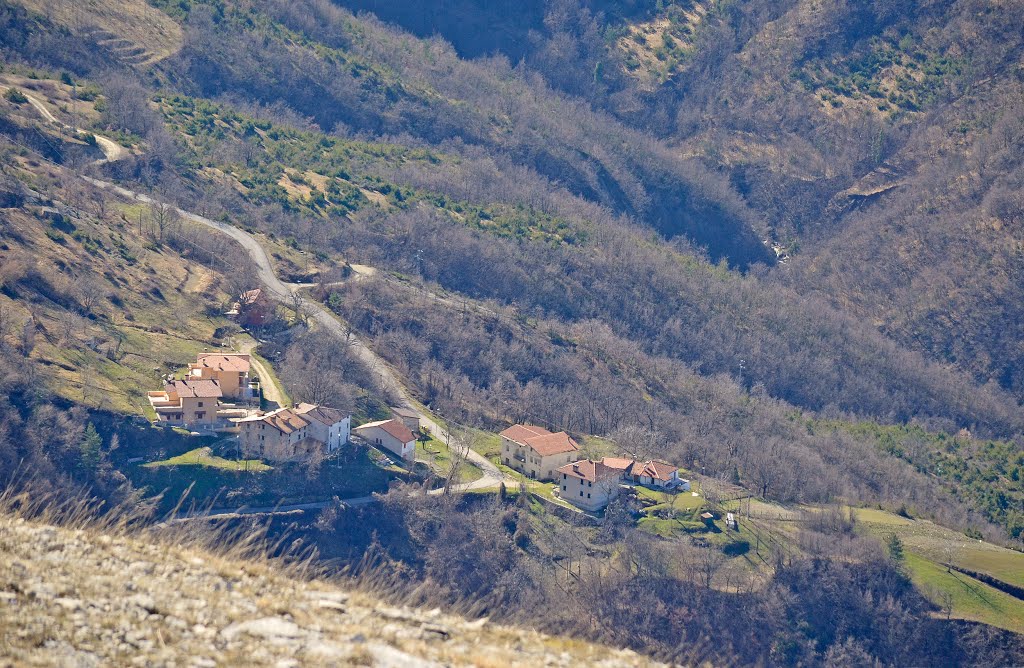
[0,484,662,666]
[12,0,183,65]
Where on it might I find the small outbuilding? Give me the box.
[391,406,422,433]
[354,418,416,462]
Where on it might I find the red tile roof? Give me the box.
[166,379,222,399]
[499,424,551,444]
[195,353,250,373]
[239,289,263,305]
[294,403,346,426]
[523,432,580,457]
[601,457,635,472]
[264,410,309,434]
[557,459,619,483]
[500,424,579,457]
[632,460,678,481]
[355,419,416,444]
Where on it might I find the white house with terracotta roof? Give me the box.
[236,403,350,462]
[599,456,689,491]
[148,379,223,426]
[294,404,350,452]
[500,424,580,481]
[188,353,252,400]
[557,459,623,512]
[354,419,416,461]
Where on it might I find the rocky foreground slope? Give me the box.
[0,514,656,667]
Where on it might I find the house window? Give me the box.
[196,412,205,419]
[198,402,204,407]
[562,485,566,492]
[579,491,583,497]
[587,493,591,499]
[588,481,592,487]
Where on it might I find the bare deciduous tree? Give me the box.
[442,426,471,495]
[149,200,180,243]
[289,291,311,327]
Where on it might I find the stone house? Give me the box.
[236,403,350,462]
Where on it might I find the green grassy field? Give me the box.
[416,434,481,484]
[847,506,1024,631]
[904,553,1024,634]
[144,446,271,472]
[635,484,705,511]
[635,484,708,538]
[131,444,393,514]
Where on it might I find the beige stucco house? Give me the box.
[557,459,623,512]
[188,353,252,400]
[353,419,416,461]
[499,424,579,481]
[236,403,350,462]
[148,379,223,426]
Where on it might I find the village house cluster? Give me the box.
[147,352,352,462]
[147,352,255,427]
[146,356,687,509]
[500,423,689,512]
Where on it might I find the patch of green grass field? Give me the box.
[416,435,481,484]
[144,446,272,471]
[853,507,1024,589]
[636,484,705,512]
[904,553,1024,634]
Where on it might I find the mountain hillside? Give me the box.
[0,509,657,667]
[344,0,1024,405]
[2,0,1024,664]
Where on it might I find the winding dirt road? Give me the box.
[2,86,128,164]
[15,85,507,493]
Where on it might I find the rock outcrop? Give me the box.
[0,514,657,667]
